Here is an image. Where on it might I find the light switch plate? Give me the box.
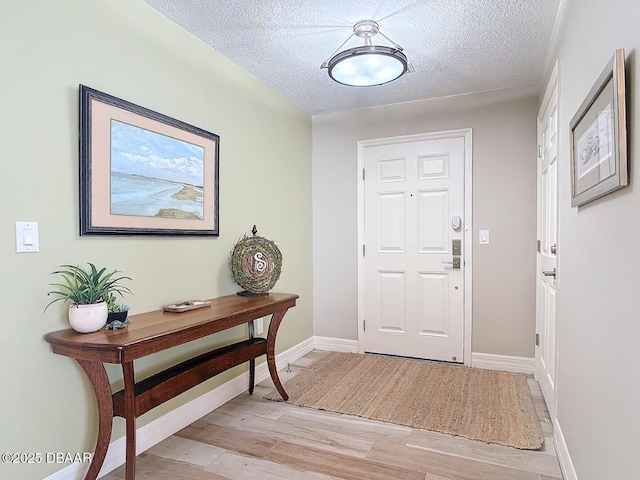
[16,221,39,253]
[479,230,490,245]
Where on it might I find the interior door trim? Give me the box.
[356,129,473,364]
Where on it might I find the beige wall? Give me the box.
[0,1,312,478]
[312,89,538,357]
[545,0,640,478]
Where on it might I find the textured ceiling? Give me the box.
[141,0,561,115]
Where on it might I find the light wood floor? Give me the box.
[102,350,563,480]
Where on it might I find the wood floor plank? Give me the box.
[204,451,343,480]
[278,402,413,440]
[406,428,562,477]
[367,440,542,480]
[214,409,375,458]
[176,423,278,458]
[216,391,291,420]
[146,435,226,467]
[101,453,229,480]
[192,408,250,428]
[540,421,554,437]
[264,440,426,480]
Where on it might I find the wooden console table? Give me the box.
[44,292,298,480]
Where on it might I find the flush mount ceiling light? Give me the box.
[321,20,408,87]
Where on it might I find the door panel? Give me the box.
[419,153,449,179]
[363,136,465,362]
[378,271,406,333]
[378,193,405,252]
[379,157,406,181]
[417,272,448,336]
[418,189,449,252]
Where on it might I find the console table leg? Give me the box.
[266,309,289,401]
[122,362,137,480]
[248,320,255,395]
[76,360,113,480]
[249,358,256,395]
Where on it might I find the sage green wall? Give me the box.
[0,1,312,478]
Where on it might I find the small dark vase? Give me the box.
[107,310,128,323]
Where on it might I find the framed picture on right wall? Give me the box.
[570,49,628,207]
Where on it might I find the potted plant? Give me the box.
[106,293,131,330]
[45,263,132,333]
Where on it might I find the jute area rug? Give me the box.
[265,352,543,450]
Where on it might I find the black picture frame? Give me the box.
[79,85,220,235]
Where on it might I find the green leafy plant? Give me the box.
[107,293,130,314]
[45,263,132,312]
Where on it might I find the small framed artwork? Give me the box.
[79,85,219,235]
[570,49,628,207]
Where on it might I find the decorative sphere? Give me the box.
[230,234,282,293]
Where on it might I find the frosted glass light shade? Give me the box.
[328,45,408,87]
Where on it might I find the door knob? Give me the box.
[442,257,461,269]
[542,268,556,277]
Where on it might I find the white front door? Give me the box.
[535,63,558,419]
[361,133,467,362]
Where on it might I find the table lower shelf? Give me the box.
[113,337,267,418]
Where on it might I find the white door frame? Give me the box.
[356,129,473,364]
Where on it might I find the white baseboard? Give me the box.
[44,336,315,480]
[553,418,578,480]
[471,352,534,374]
[313,336,359,352]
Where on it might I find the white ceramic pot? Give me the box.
[68,302,108,333]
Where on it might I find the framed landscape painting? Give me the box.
[79,85,219,236]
